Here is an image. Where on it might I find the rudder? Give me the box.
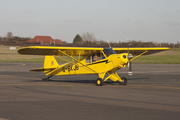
[44,56,59,69]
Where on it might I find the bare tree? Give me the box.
[81,32,97,44]
[6,32,13,40]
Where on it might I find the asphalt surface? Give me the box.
[0,62,180,120]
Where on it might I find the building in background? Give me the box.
[27,36,62,45]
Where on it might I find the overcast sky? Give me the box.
[1,0,180,43]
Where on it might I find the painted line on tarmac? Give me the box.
[103,83,180,90]
[127,84,180,90]
[0,118,10,120]
[0,75,38,80]
[0,80,179,89]
[0,83,74,87]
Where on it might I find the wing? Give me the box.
[112,47,170,55]
[18,46,103,56]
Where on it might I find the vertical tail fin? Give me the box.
[44,56,59,69]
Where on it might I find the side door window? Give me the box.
[92,54,98,62]
[86,52,105,63]
[86,56,91,63]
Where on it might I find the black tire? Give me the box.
[96,78,103,86]
[119,77,127,85]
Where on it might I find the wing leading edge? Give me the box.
[18,46,103,56]
[18,46,169,56]
[113,47,169,55]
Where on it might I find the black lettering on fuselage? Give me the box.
[62,64,79,72]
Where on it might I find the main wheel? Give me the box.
[96,78,103,86]
[119,77,127,85]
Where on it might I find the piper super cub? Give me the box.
[18,46,169,86]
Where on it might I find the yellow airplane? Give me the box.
[18,46,169,86]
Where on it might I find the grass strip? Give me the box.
[132,55,180,64]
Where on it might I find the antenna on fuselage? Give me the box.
[106,39,111,48]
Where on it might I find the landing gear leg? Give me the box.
[42,75,53,82]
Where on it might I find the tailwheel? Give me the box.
[42,75,53,82]
[96,78,103,86]
[119,77,127,85]
[42,78,49,82]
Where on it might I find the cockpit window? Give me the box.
[86,52,105,63]
[103,48,117,57]
[86,56,91,63]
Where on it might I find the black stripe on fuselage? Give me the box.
[86,60,108,66]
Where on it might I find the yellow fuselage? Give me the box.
[45,53,129,76]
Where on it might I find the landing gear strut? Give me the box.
[42,75,53,81]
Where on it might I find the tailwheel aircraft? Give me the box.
[18,46,169,86]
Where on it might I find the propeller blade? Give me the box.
[128,60,133,75]
[126,39,133,75]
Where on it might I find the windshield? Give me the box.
[103,48,117,57]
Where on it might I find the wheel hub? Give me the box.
[97,80,101,85]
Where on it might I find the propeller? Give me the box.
[127,54,133,75]
[127,39,133,75]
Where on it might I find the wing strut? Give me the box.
[131,50,148,61]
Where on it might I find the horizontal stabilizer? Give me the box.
[30,68,56,71]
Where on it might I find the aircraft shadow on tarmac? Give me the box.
[128,78,150,80]
[30,77,150,85]
[32,79,119,85]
